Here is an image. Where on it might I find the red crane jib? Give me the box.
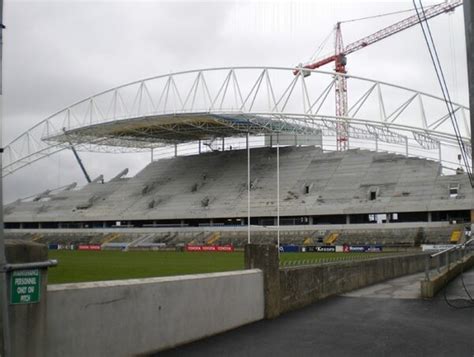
[292,54,345,75]
[293,0,462,76]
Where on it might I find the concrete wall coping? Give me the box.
[47,269,261,292]
[7,222,454,234]
[279,253,429,274]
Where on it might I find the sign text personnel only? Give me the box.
[10,269,41,304]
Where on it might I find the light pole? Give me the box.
[247,132,250,244]
[464,0,474,178]
[276,133,280,256]
[0,1,11,355]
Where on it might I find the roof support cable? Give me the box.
[413,0,473,186]
[339,5,436,24]
[415,0,471,184]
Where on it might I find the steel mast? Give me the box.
[295,0,463,150]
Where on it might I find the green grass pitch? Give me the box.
[47,250,391,284]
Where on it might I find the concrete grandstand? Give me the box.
[5,146,472,225]
[3,67,473,247]
[5,146,472,247]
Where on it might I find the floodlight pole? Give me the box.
[276,133,280,257]
[247,132,250,244]
[0,1,11,355]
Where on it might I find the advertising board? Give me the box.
[421,244,454,252]
[317,246,336,252]
[279,245,300,253]
[349,245,383,252]
[78,245,102,251]
[185,245,234,252]
[301,246,336,252]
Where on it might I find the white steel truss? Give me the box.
[3,66,471,176]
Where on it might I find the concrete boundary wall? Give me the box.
[421,255,474,298]
[46,270,264,357]
[244,245,432,317]
[279,253,429,314]
[3,240,49,357]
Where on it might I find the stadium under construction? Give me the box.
[3,66,473,248]
[3,2,474,356]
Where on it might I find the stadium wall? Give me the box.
[278,253,430,314]
[45,270,264,356]
[244,244,432,317]
[5,221,468,248]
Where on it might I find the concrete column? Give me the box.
[345,215,350,224]
[3,240,48,357]
[469,210,474,223]
[428,212,432,223]
[244,244,280,319]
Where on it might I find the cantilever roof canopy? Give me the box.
[6,66,470,178]
[45,113,320,149]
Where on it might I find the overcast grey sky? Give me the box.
[2,0,469,202]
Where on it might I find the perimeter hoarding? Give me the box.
[185,245,234,252]
[78,245,102,251]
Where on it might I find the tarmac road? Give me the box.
[158,268,474,357]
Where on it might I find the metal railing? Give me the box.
[424,238,474,281]
[0,259,58,272]
[280,258,326,267]
[279,252,398,267]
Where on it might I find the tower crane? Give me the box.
[295,0,462,150]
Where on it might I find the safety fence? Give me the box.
[424,238,474,281]
[279,251,404,267]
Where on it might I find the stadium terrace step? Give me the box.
[5,147,471,224]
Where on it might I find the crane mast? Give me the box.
[334,23,349,150]
[295,0,462,150]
